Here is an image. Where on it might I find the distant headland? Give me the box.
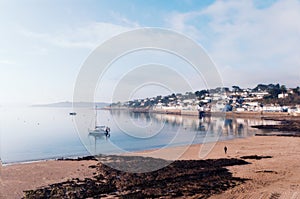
[32,101,109,108]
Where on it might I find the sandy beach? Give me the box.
[0,160,97,198]
[131,136,300,198]
[1,136,300,198]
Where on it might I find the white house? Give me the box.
[263,105,283,112]
[278,93,288,99]
[250,92,269,99]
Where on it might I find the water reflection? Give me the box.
[1,107,279,164]
[109,110,278,140]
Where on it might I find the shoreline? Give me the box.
[1,127,268,166]
[1,136,249,166]
[2,135,300,198]
[3,119,299,166]
[1,155,97,167]
[128,135,300,160]
[104,107,300,119]
[0,153,93,166]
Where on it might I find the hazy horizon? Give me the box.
[1,0,300,106]
[1,82,298,107]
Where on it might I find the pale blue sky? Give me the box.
[0,0,300,105]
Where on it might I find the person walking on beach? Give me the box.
[105,127,110,138]
[224,146,227,154]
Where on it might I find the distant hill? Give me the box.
[32,101,109,108]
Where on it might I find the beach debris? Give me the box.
[255,133,300,137]
[56,156,98,161]
[255,170,277,174]
[23,156,249,198]
[240,155,272,160]
[252,120,300,134]
[269,192,281,199]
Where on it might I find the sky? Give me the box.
[0,0,300,105]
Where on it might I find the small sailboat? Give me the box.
[88,106,110,137]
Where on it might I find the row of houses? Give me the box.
[150,102,300,116]
[150,91,300,115]
[111,86,300,115]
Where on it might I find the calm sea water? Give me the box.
[0,107,274,164]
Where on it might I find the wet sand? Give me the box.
[0,160,97,198]
[253,118,300,137]
[133,136,300,198]
[1,136,300,198]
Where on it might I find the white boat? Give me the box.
[88,106,110,137]
[89,125,107,134]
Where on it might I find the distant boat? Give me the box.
[69,112,77,116]
[88,106,110,137]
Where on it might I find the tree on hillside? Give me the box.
[253,84,268,91]
[232,86,242,92]
[280,85,287,93]
[223,87,230,93]
[292,87,300,95]
[266,87,281,99]
[195,90,208,98]
[253,83,280,92]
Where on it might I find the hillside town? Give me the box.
[108,84,300,116]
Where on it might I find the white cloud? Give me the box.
[0,59,16,65]
[166,0,300,88]
[166,11,204,41]
[110,11,140,28]
[21,22,134,49]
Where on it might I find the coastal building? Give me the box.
[262,105,283,112]
[236,107,246,112]
[288,106,300,116]
[278,93,288,98]
[249,91,269,99]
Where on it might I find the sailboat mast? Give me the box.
[95,105,97,127]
